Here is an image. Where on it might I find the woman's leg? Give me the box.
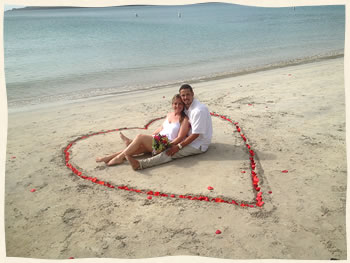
[120,132,132,146]
[96,145,146,165]
[107,134,153,165]
[96,132,134,163]
[107,145,146,166]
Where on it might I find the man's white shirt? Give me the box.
[184,98,213,151]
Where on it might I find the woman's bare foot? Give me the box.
[107,154,125,166]
[125,155,140,170]
[96,151,123,164]
[96,156,112,163]
[120,132,132,146]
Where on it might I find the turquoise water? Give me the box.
[4,3,345,108]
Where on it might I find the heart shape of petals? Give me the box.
[63,113,267,208]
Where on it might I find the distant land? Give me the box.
[6,5,152,11]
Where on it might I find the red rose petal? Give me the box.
[256,201,265,207]
[248,104,253,106]
[69,257,74,259]
[282,170,288,173]
[215,230,222,234]
[170,194,175,198]
[207,186,214,190]
[268,191,272,194]
[11,156,16,159]
[147,196,152,200]
[241,171,246,173]
[30,189,36,192]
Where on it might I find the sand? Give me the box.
[4,57,346,259]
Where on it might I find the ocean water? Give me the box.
[4,3,345,109]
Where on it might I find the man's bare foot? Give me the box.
[125,155,140,170]
[120,132,132,146]
[107,154,125,166]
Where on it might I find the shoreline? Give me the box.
[7,51,344,113]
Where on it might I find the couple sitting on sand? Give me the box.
[96,84,213,170]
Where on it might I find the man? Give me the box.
[126,84,212,170]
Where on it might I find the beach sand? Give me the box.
[4,57,346,259]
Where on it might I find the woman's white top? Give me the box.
[159,118,180,141]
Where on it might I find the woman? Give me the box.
[96,94,190,166]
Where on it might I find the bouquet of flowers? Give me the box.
[152,134,171,155]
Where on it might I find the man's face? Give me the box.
[180,89,194,109]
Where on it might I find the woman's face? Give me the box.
[172,98,184,114]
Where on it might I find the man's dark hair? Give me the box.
[179,84,193,93]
